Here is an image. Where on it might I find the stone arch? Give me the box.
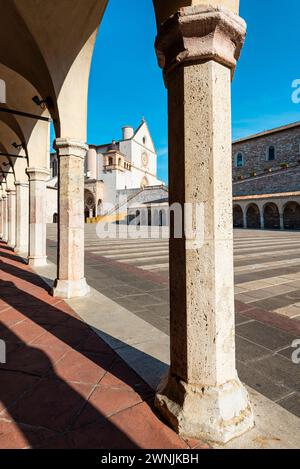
[84,188,96,220]
[246,204,261,229]
[283,201,300,230]
[233,204,244,228]
[264,203,280,230]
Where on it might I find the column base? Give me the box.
[15,246,28,255]
[155,372,254,444]
[52,278,90,299]
[28,256,48,267]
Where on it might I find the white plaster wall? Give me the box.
[46,186,58,223]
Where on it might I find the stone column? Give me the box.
[260,213,265,230]
[279,213,284,230]
[52,139,89,299]
[2,196,8,242]
[243,210,247,229]
[15,181,29,254]
[154,6,253,443]
[7,189,16,248]
[26,168,49,267]
[0,198,3,239]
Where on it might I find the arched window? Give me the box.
[109,157,113,166]
[267,145,276,161]
[235,152,245,168]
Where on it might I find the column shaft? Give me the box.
[2,197,8,242]
[154,5,253,443]
[15,181,29,254]
[26,168,49,267]
[0,198,3,238]
[7,190,16,248]
[52,139,89,299]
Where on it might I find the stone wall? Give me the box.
[233,165,300,196]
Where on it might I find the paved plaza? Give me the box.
[47,225,300,419]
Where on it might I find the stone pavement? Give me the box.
[0,242,209,449]
[46,225,300,418]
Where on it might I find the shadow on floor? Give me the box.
[0,246,188,449]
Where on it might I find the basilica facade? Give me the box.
[48,119,164,222]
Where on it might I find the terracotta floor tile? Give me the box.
[0,308,27,327]
[0,418,56,449]
[109,402,189,449]
[73,385,143,429]
[5,320,48,344]
[100,358,154,399]
[49,349,112,384]
[5,377,94,432]
[0,370,40,413]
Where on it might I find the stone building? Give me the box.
[49,119,164,222]
[232,121,300,230]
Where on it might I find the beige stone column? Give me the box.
[26,168,49,267]
[279,213,284,231]
[15,181,29,254]
[0,198,3,239]
[243,210,247,229]
[154,6,253,443]
[7,189,16,248]
[52,139,89,299]
[2,196,8,242]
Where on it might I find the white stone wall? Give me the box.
[46,186,58,223]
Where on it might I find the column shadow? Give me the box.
[0,248,168,449]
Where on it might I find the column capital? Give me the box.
[54,138,88,159]
[26,168,50,182]
[15,181,29,188]
[155,5,246,79]
[6,189,16,195]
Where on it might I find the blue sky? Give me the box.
[85,0,300,183]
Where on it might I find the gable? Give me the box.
[133,121,156,154]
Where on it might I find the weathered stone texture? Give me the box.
[232,125,300,181]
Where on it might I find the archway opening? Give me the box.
[233,205,244,228]
[264,203,280,230]
[283,202,300,230]
[246,204,261,229]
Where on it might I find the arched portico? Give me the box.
[246,203,261,229]
[264,202,280,230]
[233,204,244,228]
[0,0,255,445]
[283,201,300,230]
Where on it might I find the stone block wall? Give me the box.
[232,124,300,180]
[233,165,300,196]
